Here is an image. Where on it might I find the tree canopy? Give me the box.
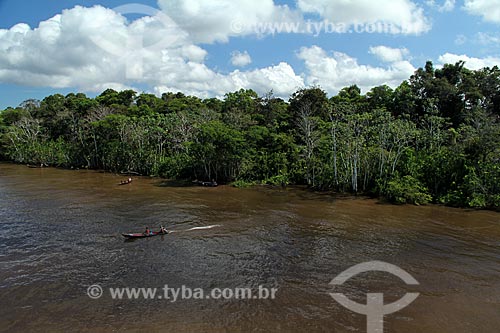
[1,61,499,210]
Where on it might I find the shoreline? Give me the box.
[1,160,498,213]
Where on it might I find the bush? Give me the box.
[467,193,487,208]
[265,171,290,187]
[490,195,500,210]
[231,180,258,188]
[157,154,191,179]
[383,175,432,205]
[439,190,465,207]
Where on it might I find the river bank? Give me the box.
[3,161,498,213]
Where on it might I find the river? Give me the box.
[0,163,499,332]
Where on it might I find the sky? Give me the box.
[0,0,500,109]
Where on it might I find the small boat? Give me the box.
[122,231,168,239]
[27,163,48,168]
[119,178,133,185]
[193,180,218,187]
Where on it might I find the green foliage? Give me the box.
[231,179,258,188]
[190,120,246,182]
[1,61,500,210]
[158,154,191,179]
[461,163,500,209]
[0,107,30,126]
[265,171,290,187]
[382,175,432,205]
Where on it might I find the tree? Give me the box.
[1,61,499,209]
[296,102,320,187]
[367,85,394,111]
[289,87,330,122]
[190,120,246,182]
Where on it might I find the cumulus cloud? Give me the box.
[227,62,304,96]
[463,0,500,23]
[426,0,456,12]
[9,3,487,105]
[0,5,305,99]
[369,46,410,63]
[157,0,301,43]
[297,46,416,94]
[157,0,431,41]
[0,5,193,89]
[455,34,467,45]
[0,4,421,102]
[230,51,252,67]
[154,62,304,98]
[476,32,500,45]
[438,53,500,69]
[297,0,431,34]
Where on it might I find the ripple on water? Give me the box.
[1,163,500,332]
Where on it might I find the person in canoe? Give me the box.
[159,225,168,234]
[144,227,152,236]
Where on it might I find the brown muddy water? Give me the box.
[0,163,499,332]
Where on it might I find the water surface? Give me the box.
[1,163,499,332]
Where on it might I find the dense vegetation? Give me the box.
[1,61,499,209]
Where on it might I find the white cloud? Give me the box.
[0,5,303,100]
[157,0,301,43]
[438,53,500,69]
[440,0,456,11]
[297,0,431,34]
[180,45,208,62]
[228,62,304,96]
[369,46,410,63]
[426,0,456,12]
[476,32,500,45]
[9,2,500,107]
[455,34,467,45]
[464,0,500,23]
[297,46,416,94]
[157,0,431,41]
[0,6,131,89]
[230,51,252,67]
[155,62,304,98]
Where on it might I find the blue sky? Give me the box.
[1,0,500,109]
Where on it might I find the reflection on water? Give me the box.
[1,163,500,332]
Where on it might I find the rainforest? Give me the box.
[1,61,499,209]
